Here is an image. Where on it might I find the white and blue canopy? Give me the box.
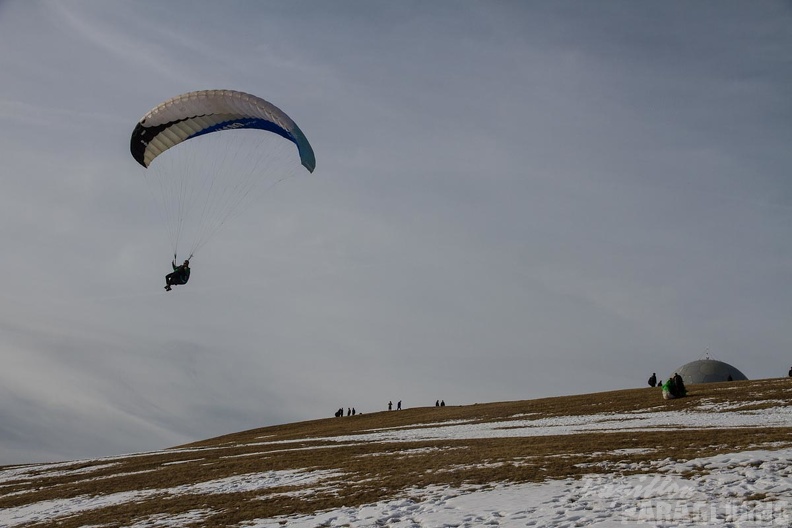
[130,89,315,173]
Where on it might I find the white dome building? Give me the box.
[673,358,748,384]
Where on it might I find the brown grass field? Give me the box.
[1,378,791,527]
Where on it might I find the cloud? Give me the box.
[0,1,791,464]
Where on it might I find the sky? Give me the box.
[0,1,791,464]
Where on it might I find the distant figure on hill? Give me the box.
[788,366,792,377]
[440,400,445,407]
[661,378,677,400]
[648,373,657,387]
[436,400,440,407]
[347,407,351,416]
[352,408,356,416]
[334,408,343,418]
[727,374,733,382]
[673,373,686,396]
[662,374,687,400]
[397,400,402,410]
[388,401,392,411]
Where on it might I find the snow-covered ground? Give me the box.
[3,403,792,527]
[260,449,792,527]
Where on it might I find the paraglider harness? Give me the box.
[165,256,191,291]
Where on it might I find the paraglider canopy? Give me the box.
[129,89,315,260]
[130,89,315,172]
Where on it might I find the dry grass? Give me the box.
[2,378,791,527]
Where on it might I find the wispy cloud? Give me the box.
[0,1,790,464]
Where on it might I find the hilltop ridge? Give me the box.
[2,378,791,527]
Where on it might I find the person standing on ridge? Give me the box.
[673,373,686,397]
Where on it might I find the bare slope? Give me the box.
[1,379,791,527]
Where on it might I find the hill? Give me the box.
[2,378,792,527]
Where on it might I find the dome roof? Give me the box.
[673,359,748,384]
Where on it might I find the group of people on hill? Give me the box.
[661,373,687,399]
[646,366,792,400]
[648,372,687,399]
[335,366,792,419]
[335,399,452,417]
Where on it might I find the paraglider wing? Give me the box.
[130,89,315,173]
[129,89,315,260]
